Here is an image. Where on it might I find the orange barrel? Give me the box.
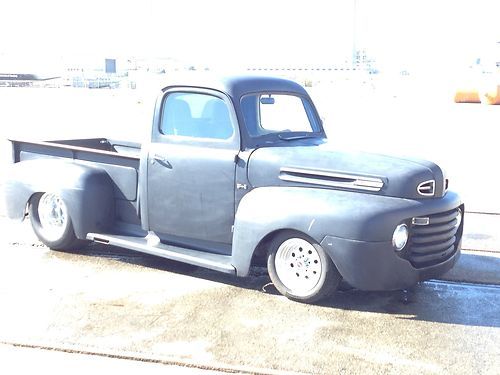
[480,85,500,105]
[454,88,481,103]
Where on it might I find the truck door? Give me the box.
[147,88,240,248]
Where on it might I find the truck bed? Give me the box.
[10,137,142,225]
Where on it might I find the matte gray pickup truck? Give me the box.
[3,76,463,303]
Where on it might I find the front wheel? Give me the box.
[29,192,87,250]
[267,231,341,304]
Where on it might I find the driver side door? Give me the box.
[147,88,240,252]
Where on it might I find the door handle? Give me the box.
[152,153,168,163]
[151,153,172,169]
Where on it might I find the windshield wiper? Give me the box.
[278,134,317,141]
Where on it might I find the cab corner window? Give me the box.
[160,92,234,140]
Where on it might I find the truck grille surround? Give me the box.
[405,206,464,268]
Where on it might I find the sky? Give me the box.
[0,0,498,73]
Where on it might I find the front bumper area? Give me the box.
[321,235,461,291]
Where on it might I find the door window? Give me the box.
[160,92,234,140]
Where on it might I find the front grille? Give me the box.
[407,206,463,268]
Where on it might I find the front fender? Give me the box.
[3,159,114,239]
[231,186,462,276]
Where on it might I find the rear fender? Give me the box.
[3,159,114,239]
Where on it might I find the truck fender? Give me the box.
[231,186,463,277]
[232,186,418,276]
[231,186,353,276]
[3,159,114,239]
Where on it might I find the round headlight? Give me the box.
[392,224,409,251]
[455,209,462,228]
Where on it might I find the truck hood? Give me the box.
[247,144,447,199]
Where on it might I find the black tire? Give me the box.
[267,230,341,304]
[29,193,88,250]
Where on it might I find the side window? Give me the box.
[160,92,234,140]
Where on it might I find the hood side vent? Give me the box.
[417,180,435,196]
[279,167,384,192]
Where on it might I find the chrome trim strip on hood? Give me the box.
[279,167,384,192]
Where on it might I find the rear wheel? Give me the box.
[29,192,87,250]
[267,231,341,303]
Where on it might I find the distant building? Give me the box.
[0,73,61,87]
[105,59,116,74]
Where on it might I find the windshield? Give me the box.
[240,93,322,138]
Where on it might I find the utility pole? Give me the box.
[352,0,358,69]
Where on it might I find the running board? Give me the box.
[86,233,236,274]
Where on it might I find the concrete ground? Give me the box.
[0,343,222,375]
[0,214,498,374]
[444,212,500,285]
[0,84,499,373]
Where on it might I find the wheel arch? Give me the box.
[250,228,291,268]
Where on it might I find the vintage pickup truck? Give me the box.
[3,76,464,303]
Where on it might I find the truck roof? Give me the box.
[160,74,309,101]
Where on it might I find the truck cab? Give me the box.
[3,76,464,304]
[144,77,325,250]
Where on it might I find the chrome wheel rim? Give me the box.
[274,238,322,296]
[37,193,68,242]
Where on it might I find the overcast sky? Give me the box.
[1,0,498,72]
